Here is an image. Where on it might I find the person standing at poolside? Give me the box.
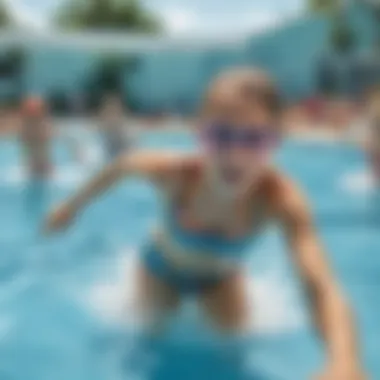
[347,85,380,184]
[98,94,135,161]
[19,95,88,180]
[364,85,380,183]
[46,68,365,380]
[19,96,53,179]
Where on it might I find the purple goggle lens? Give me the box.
[205,124,276,149]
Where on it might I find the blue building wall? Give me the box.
[245,2,378,100]
[12,41,245,112]
[247,16,332,100]
[24,46,98,96]
[0,1,378,111]
[128,47,246,112]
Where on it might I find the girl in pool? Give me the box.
[98,94,134,160]
[46,68,364,379]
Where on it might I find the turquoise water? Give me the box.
[0,130,378,380]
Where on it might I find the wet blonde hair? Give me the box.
[204,67,282,117]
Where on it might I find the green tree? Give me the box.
[308,0,355,54]
[309,0,356,55]
[330,14,356,54]
[55,0,162,33]
[0,0,11,26]
[308,0,340,13]
[361,0,380,53]
[8,47,27,102]
[83,53,140,109]
[0,47,26,104]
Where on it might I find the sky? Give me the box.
[3,0,305,35]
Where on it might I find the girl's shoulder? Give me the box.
[253,169,305,210]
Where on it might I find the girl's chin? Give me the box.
[221,171,243,184]
[219,173,249,192]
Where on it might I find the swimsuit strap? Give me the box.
[166,157,202,208]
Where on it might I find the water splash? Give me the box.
[340,169,375,194]
[0,166,90,188]
[82,248,306,338]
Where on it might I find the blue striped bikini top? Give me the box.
[163,203,261,262]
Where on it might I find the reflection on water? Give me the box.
[340,169,375,194]
[23,180,50,228]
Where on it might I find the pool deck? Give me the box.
[0,117,353,144]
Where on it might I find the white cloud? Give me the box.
[159,6,283,36]
[160,8,199,34]
[245,10,283,32]
[4,0,49,29]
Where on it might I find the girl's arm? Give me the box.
[45,151,181,232]
[279,180,364,380]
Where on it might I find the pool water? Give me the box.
[0,129,379,380]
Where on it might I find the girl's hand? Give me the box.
[45,204,76,233]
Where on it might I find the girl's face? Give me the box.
[200,84,279,195]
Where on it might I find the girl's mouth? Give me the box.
[221,167,244,183]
